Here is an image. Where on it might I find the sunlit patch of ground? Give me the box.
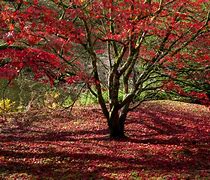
[0,100,209,179]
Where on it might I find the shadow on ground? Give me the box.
[0,101,210,179]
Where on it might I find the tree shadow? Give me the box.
[0,128,109,143]
[0,103,209,179]
[0,146,209,179]
[124,105,210,145]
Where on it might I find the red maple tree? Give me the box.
[0,0,209,138]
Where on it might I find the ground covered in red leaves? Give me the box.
[0,100,210,179]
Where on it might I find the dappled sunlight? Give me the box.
[0,101,209,179]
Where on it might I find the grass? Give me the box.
[0,100,209,179]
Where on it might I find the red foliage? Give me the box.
[0,101,209,179]
[0,67,18,80]
[0,0,209,104]
[0,48,60,84]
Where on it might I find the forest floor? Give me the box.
[0,100,210,180]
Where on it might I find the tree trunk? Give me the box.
[108,108,126,139]
[109,119,125,138]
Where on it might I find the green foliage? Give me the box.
[77,90,126,105]
[155,90,170,100]
[61,96,73,108]
[78,92,98,105]
[0,98,15,114]
[130,171,141,180]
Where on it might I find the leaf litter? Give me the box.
[0,100,209,179]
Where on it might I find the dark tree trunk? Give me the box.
[109,118,125,138]
[108,108,127,139]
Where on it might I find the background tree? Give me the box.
[0,0,209,138]
[160,30,210,104]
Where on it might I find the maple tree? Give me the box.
[0,0,209,138]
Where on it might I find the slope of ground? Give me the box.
[0,100,209,179]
